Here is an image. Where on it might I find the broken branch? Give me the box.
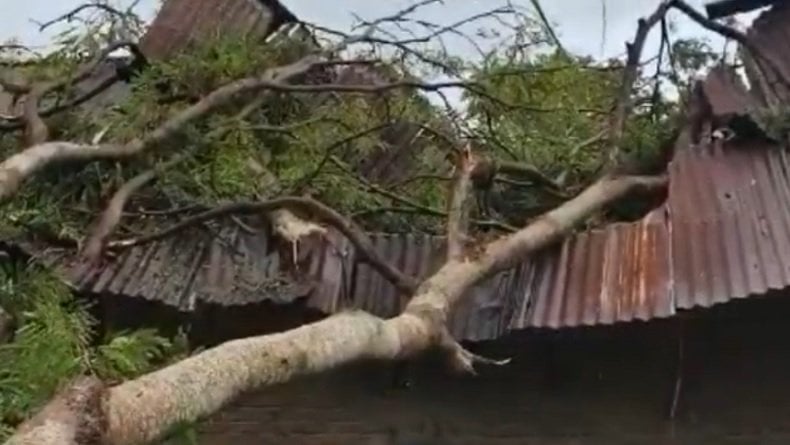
[446,143,476,260]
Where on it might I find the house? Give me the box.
[9,0,790,443]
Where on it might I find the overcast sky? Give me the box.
[2,0,763,56]
[0,0,765,105]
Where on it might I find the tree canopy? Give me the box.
[0,1,766,444]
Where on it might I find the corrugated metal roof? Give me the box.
[139,0,297,60]
[38,221,315,311]
[23,132,790,340]
[14,0,790,341]
[21,68,790,340]
[668,137,790,309]
[518,210,674,329]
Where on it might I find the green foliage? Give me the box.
[468,51,621,183]
[2,32,450,235]
[0,269,92,425]
[0,264,189,440]
[465,49,678,223]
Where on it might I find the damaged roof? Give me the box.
[0,0,298,117]
[9,2,790,342]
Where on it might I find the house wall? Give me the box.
[194,293,790,445]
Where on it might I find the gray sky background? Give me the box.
[2,1,762,56]
[0,0,765,105]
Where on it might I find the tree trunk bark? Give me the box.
[0,304,12,344]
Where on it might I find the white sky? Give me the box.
[0,0,765,105]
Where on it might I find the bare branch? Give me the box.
[81,96,268,266]
[607,0,672,165]
[34,2,131,31]
[528,0,566,55]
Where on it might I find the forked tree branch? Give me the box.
[4,171,666,445]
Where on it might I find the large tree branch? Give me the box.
[4,172,666,445]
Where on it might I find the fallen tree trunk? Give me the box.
[3,171,666,445]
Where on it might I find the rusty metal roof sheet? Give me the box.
[22,69,790,340]
[517,211,674,329]
[23,133,790,340]
[702,65,761,119]
[139,0,297,60]
[38,222,314,311]
[667,138,790,309]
